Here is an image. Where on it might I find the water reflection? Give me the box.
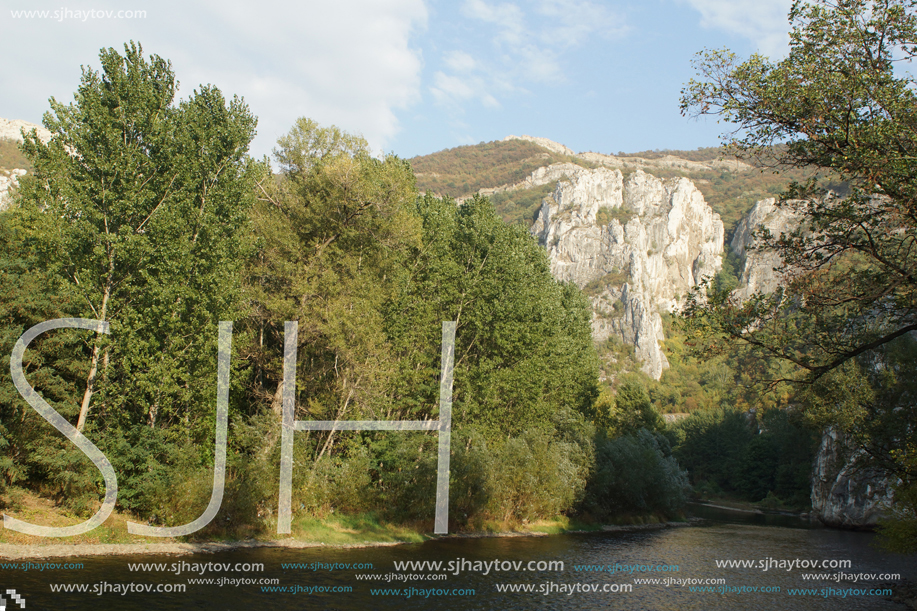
[7,516,915,610]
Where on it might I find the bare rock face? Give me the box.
[730,198,804,301]
[578,151,753,174]
[811,428,893,528]
[531,166,724,379]
[0,117,50,143]
[0,169,27,211]
[0,117,49,210]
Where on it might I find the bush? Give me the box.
[585,429,690,519]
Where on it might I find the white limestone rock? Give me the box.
[0,117,50,143]
[0,168,27,211]
[532,168,724,379]
[731,198,896,530]
[811,428,893,528]
[730,198,805,301]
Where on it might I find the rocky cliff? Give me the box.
[530,165,724,379]
[730,197,804,301]
[0,117,50,143]
[810,428,894,528]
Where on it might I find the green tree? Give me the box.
[680,0,917,379]
[16,42,257,436]
[245,121,601,525]
[245,118,420,455]
[680,0,917,548]
[392,194,600,436]
[596,380,665,436]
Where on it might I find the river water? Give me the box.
[4,507,916,610]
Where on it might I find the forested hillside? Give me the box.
[410,139,590,200]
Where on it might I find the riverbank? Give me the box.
[0,521,702,560]
[0,486,704,559]
[1,523,706,561]
[690,497,814,519]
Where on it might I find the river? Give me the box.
[4,506,915,610]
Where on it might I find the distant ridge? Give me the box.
[503,134,575,156]
[409,136,822,232]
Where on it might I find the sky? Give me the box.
[0,0,794,161]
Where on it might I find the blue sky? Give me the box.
[1,0,793,160]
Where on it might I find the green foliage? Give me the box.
[594,205,634,227]
[242,120,603,528]
[596,381,665,436]
[395,194,600,435]
[584,429,689,519]
[799,337,917,518]
[2,42,257,523]
[681,0,917,382]
[672,408,816,506]
[583,269,629,297]
[15,41,257,436]
[681,0,917,548]
[710,248,742,295]
[488,183,556,225]
[614,146,727,162]
[0,214,98,512]
[246,117,420,434]
[877,482,917,554]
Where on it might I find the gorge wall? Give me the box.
[529,164,724,379]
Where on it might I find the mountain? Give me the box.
[409,135,824,234]
[409,136,793,380]
[530,165,724,379]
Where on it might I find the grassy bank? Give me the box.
[1,488,645,551]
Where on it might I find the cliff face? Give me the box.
[730,198,804,301]
[530,166,724,379]
[0,117,50,143]
[0,169,26,211]
[0,117,48,210]
[811,428,894,528]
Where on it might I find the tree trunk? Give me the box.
[76,285,110,432]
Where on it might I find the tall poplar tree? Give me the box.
[14,41,257,437]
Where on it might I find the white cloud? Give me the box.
[681,0,793,57]
[0,0,428,157]
[536,0,626,48]
[430,70,503,109]
[431,0,623,115]
[461,0,526,45]
[444,50,478,73]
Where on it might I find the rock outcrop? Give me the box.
[811,428,894,528]
[501,133,754,174]
[0,169,27,211]
[730,197,896,530]
[530,165,724,379]
[730,197,805,301]
[0,117,50,143]
[503,134,575,157]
